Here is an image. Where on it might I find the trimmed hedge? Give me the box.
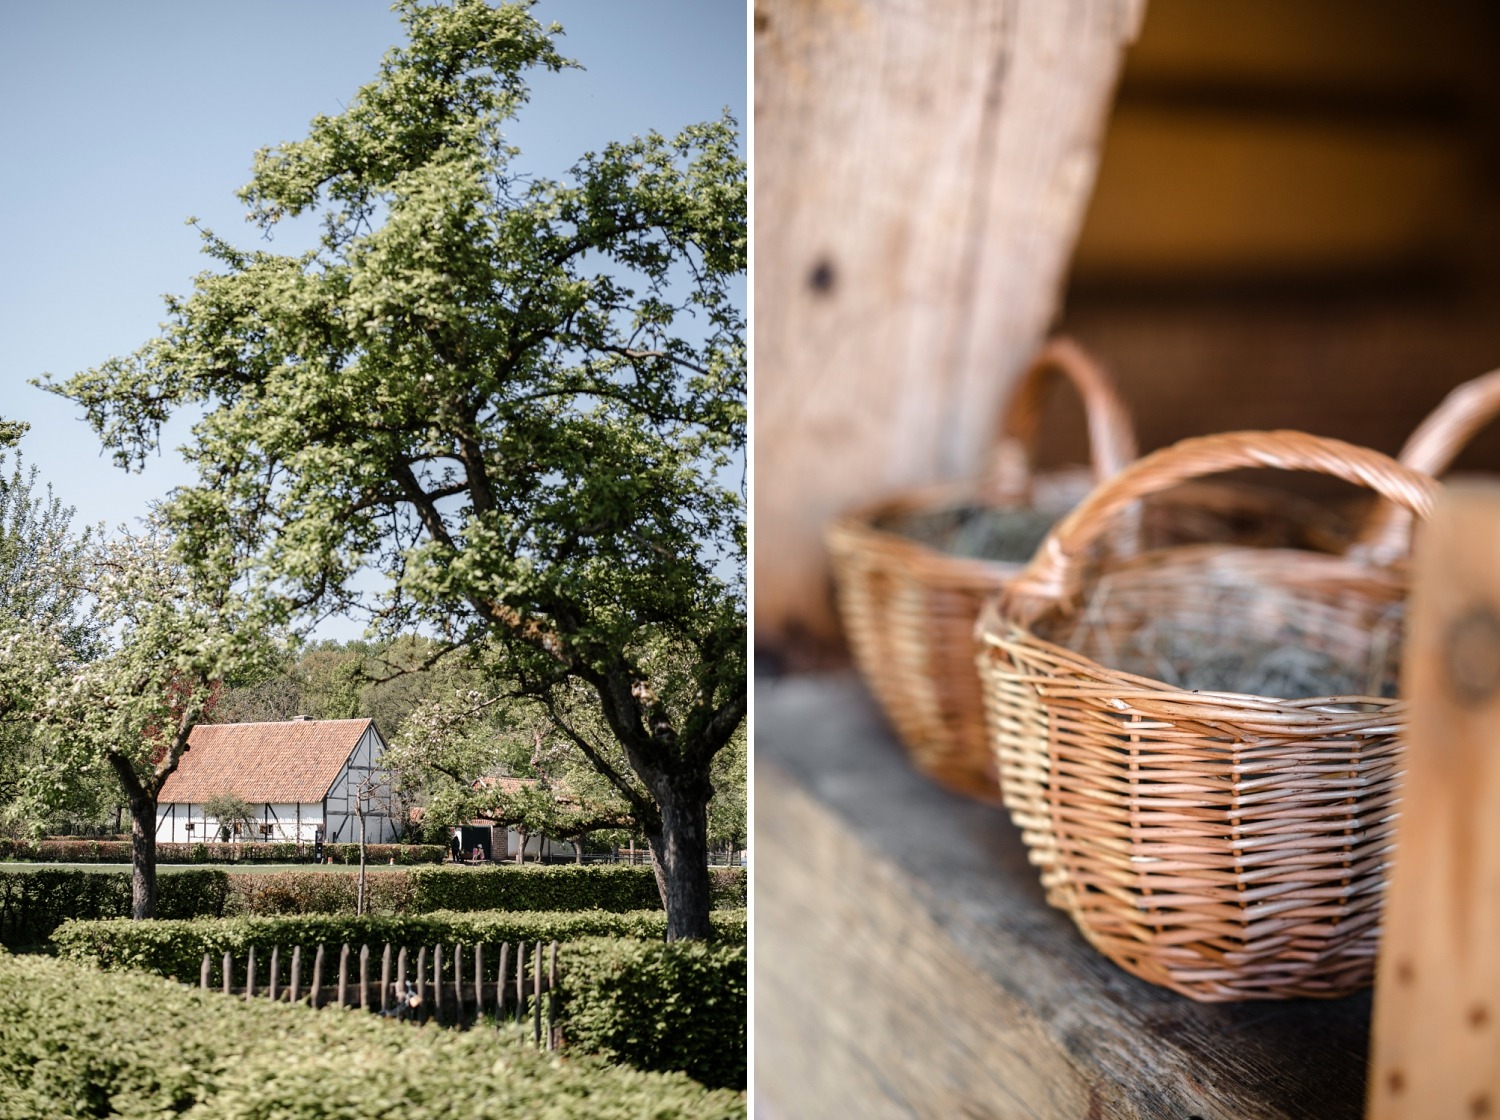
[0,954,744,1119]
[0,869,229,950]
[51,909,749,985]
[224,870,417,917]
[0,838,445,864]
[408,864,748,913]
[560,937,747,1092]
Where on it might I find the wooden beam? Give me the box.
[1369,482,1500,1119]
[754,0,1143,661]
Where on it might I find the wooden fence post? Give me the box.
[381,945,393,1014]
[515,941,527,1025]
[434,943,445,1025]
[1370,483,1500,1118]
[453,943,463,1025]
[200,952,210,990]
[222,951,232,998]
[396,946,408,1014]
[548,941,560,1051]
[359,944,370,1011]
[269,946,280,1002]
[246,945,256,1001]
[289,945,302,1004]
[337,943,350,1010]
[474,944,484,1021]
[532,939,543,1045]
[310,944,325,1009]
[496,942,510,1026]
[416,946,428,1024]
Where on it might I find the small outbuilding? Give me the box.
[156,717,397,845]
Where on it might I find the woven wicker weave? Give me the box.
[826,338,1137,800]
[975,430,1439,1001]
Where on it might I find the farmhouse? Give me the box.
[156,717,397,845]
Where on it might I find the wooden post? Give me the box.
[222,951,232,998]
[310,944,325,1009]
[497,942,510,1024]
[532,939,542,1045]
[453,943,464,1025]
[433,943,445,1025]
[337,943,350,1010]
[515,941,526,1025]
[200,952,210,990]
[381,945,393,1014]
[474,944,484,1020]
[359,944,371,1011]
[754,0,1144,661]
[289,945,302,1005]
[416,946,428,1024]
[396,946,408,1014]
[548,941,559,1051]
[246,946,256,1001]
[269,946,280,1002]
[1370,483,1500,1119]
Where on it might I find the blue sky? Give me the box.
[0,0,746,640]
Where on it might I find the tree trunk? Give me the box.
[128,795,157,920]
[514,827,527,864]
[356,807,368,917]
[646,780,713,941]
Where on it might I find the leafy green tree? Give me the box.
[0,440,107,837]
[44,0,744,937]
[24,524,279,917]
[201,791,256,842]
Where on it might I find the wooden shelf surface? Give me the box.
[754,672,1373,1120]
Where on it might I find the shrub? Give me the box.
[223,870,416,918]
[0,868,228,950]
[0,837,445,865]
[560,937,748,1091]
[710,866,747,908]
[52,910,748,986]
[0,954,744,1119]
[409,864,743,913]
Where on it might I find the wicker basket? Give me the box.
[826,338,1138,801]
[975,430,1439,1001]
[1352,365,1500,564]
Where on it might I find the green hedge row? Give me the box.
[223,870,417,917]
[0,869,229,950]
[0,838,446,864]
[0,954,743,1119]
[51,909,749,985]
[560,937,747,1092]
[407,865,747,913]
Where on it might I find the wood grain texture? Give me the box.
[755,673,1373,1119]
[754,0,1142,660]
[1368,483,1500,1120]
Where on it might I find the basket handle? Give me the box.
[1351,367,1500,564]
[1002,430,1440,623]
[980,337,1138,505]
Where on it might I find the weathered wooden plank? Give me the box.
[289,945,302,1005]
[416,946,428,1024]
[474,943,484,1018]
[515,941,526,1025]
[453,943,464,1026]
[434,943,445,1024]
[756,673,1373,1119]
[269,946,280,1002]
[221,952,231,998]
[1369,483,1500,1119]
[548,941,559,1051]
[337,943,350,1010]
[754,0,1143,660]
[245,946,256,1002]
[200,952,210,991]
[497,942,510,1023]
[380,944,392,1013]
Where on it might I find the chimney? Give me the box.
[292,715,314,721]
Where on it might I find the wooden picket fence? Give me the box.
[199,941,562,1047]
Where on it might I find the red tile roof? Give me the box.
[158,718,375,804]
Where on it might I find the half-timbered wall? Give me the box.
[323,724,397,844]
